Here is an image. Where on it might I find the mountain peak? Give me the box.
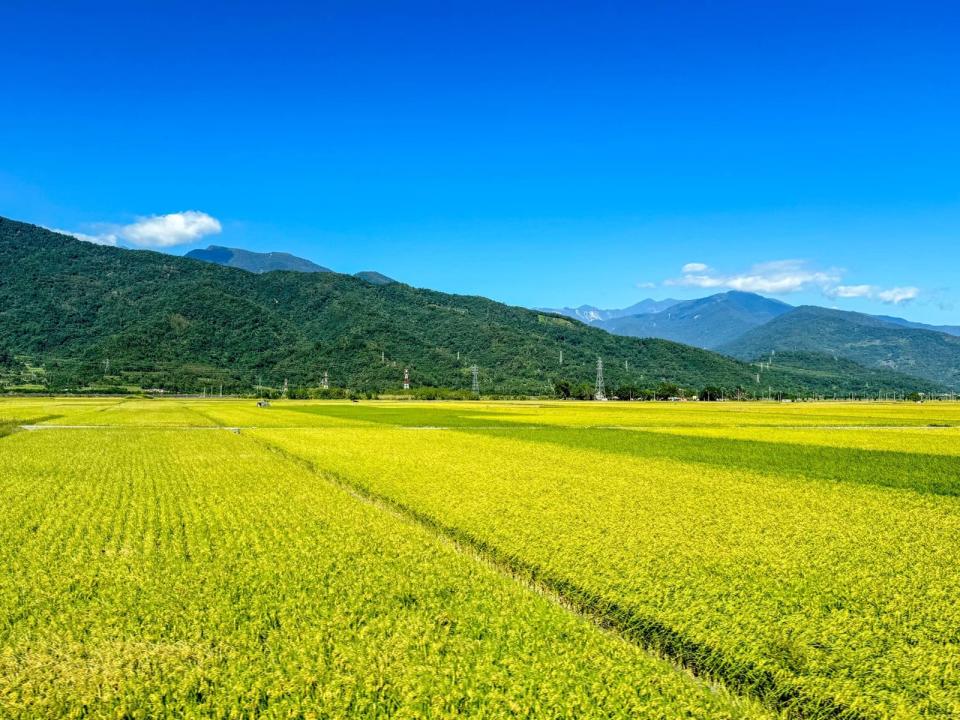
[538,298,680,324]
[354,270,396,285]
[186,245,331,274]
[596,291,793,349]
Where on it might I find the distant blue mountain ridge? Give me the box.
[541,291,960,389]
[186,245,395,284]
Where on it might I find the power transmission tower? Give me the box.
[471,365,480,395]
[403,368,410,390]
[594,357,607,401]
[321,371,329,390]
[283,378,288,398]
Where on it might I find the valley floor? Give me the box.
[2,398,959,718]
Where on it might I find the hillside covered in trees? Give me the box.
[0,217,942,396]
[720,305,960,390]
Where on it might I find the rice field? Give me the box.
[2,397,959,718]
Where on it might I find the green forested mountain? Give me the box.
[0,217,941,395]
[748,351,945,396]
[720,306,960,390]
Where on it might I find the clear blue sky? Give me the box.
[2,1,958,322]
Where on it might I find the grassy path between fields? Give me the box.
[1,415,61,438]
[245,431,873,720]
[465,426,960,496]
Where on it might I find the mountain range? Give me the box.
[185,245,332,273]
[186,245,396,284]
[595,292,792,349]
[538,299,680,324]
[872,315,960,337]
[546,292,960,389]
[0,216,938,396]
[719,306,960,390]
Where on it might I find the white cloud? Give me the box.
[664,260,922,305]
[666,259,841,294]
[827,284,874,298]
[121,211,221,247]
[824,284,920,304]
[635,281,656,289]
[876,286,919,304]
[51,211,221,248]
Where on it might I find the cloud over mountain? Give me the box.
[666,260,840,294]
[665,260,920,305]
[52,211,221,248]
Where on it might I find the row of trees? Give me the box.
[0,347,936,402]
[553,380,738,401]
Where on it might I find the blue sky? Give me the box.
[2,1,958,322]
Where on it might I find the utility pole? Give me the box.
[559,349,563,365]
[471,365,480,396]
[594,357,607,401]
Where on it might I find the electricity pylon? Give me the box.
[594,357,607,401]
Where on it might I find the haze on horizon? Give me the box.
[1,1,958,323]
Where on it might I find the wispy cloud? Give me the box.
[665,259,841,294]
[666,260,920,305]
[52,211,221,248]
[825,284,920,304]
[827,284,873,298]
[876,286,919,304]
